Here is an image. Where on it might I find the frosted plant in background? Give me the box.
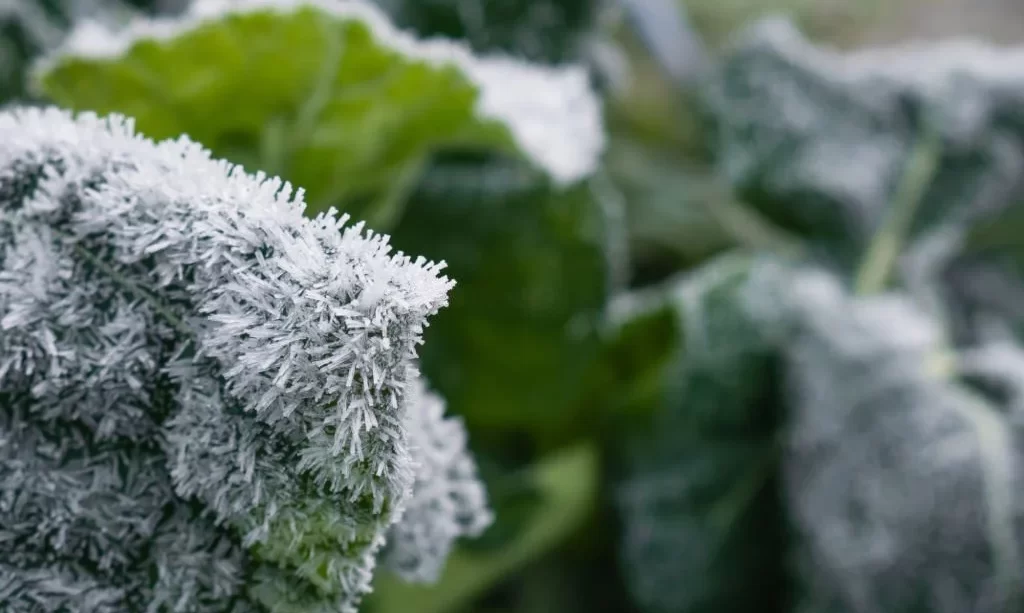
[0,105,489,613]
[705,17,1024,275]
[383,375,493,583]
[779,271,1024,613]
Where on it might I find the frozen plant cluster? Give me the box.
[0,105,490,613]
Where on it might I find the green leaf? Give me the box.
[778,270,1024,613]
[34,0,604,214]
[704,18,1024,275]
[603,134,731,267]
[608,254,1024,613]
[388,157,610,440]
[0,0,160,104]
[367,442,600,613]
[608,253,791,613]
[950,202,1024,339]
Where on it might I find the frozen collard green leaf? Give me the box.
[0,105,454,612]
[609,254,790,613]
[33,0,605,212]
[704,18,1024,270]
[778,270,1024,613]
[382,375,492,583]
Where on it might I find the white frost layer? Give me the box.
[740,18,1024,97]
[34,0,605,186]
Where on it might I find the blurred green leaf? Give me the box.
[368,442,600,613]
[37,2,601,214]
[777,269,1024,613]
[604,135,730,266]
[463,453,546,553]
[606,253,791,613]
[389,157,609,440]
[704,19,1024,275]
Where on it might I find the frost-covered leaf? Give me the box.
[609,254,790,613]
[611,253,1024,613]
[388,158,610,436]
[779,269,1024,613]
[0,105,453,612]
[382,375,492,583]
[704,18,1024,270]
[34,0,605,212]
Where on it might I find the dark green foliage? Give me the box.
[609,256,791,613]
[373,0,600,64]
[389,155,609,439]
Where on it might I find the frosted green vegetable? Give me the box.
[0,105,489,613]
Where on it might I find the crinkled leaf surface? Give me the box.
[704,19,1024,272]
[34,0,604,212]
[779,269,1024,613]
[0,105,455,613]
[607,254,791,613]
[381,375,493,584]
[609,250,1024,613]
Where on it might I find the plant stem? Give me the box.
[854,123,941,295]
[953,388,1022,604]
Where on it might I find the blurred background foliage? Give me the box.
[7,0,1024,612]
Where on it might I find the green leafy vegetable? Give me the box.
[34,0,604,213]
[34,0,612,445]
